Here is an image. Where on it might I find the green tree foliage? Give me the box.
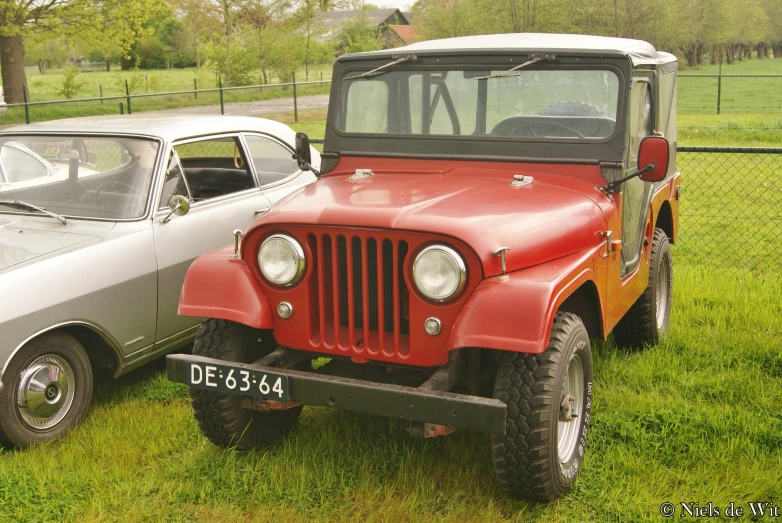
[56,66,84,99]
[412,0,782,66]
[332,11,384,54]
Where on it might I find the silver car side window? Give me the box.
[243,134,300,187]
[171,137,257,202]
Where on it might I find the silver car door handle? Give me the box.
[255,207,270,216]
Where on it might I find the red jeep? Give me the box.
[168,33,680,501]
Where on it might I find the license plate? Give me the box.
[187,362,289,401]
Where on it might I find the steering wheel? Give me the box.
[95,181,145,202]
[491,117,585,139]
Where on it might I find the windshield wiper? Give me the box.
[472,54,556,80]
[342,55,417,81]
[0,200,67,224]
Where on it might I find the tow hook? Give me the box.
[560,394,577,422]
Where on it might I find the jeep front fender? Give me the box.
[178,246,274,329]
[449,248,604,354]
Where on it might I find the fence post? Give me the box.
[194,78,198,100]
[292,71,298,123]
[145,74,149,93]
[99,84,104,105]
[716,62,722,115]
[22,85,30,124]
[119,102,124,115]
[219,75,224,115]
[125,79,132,114]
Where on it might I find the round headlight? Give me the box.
[258,234,305,286]
[412,245,467,302]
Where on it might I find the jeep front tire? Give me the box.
[190,319,302,450]
[490,312,593,501]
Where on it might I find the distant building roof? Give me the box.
[315,8,409,41]
[402,11,415,25]
[388,25,417,45]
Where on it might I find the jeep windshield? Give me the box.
[337,68,619,141]
[0,135,160,220]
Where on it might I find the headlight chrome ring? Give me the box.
[258,233,306,287]
[412,244,467,302]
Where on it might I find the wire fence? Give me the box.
[676,147,782,273]
[679,73,782,114]
[3,73,782,127]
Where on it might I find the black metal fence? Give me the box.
[676,147,782,272]
[0,77,332,127]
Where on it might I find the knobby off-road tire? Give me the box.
[491,312,594,501]
[613,228,673,348]
[0,332,93,448]
[190,319,302,450]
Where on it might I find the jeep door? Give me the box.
[152,134,273,344]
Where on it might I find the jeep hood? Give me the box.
[254,165,610,275]
[0,217,104,271]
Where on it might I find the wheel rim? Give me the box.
[655,255,671,330]
[557,353,584,464]
[16,354,76,431]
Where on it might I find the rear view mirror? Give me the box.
[295,132,312,170]
[160,195,190,223]
[637,136,670,183]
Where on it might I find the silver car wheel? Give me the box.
[656,255,671,330]
[557,353,584,464]
[16,354,76,431]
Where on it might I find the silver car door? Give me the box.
[242,133,318,205]
[151,135,272,343]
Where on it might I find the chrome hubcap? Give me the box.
[16,355,75,430]
[656,256,671,330]
[557,354,584,464]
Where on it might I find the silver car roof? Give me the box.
[338,33,677,66]
[0,114,300,145]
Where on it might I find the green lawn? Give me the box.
[0,265,779,521]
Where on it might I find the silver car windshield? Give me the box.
[338,68,619,140]
[0,135,160,220]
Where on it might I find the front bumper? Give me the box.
[166,353,506,434]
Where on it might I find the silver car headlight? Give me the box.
[258,234,305,286]
[412,245,467,302]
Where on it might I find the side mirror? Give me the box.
[160,195,190,223]
[637,136,670,183]
[295,132,312,171]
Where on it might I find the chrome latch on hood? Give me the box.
[511,174,533,187]
[349,169,374,181]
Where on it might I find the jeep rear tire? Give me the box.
[490,312,593,501]
[190,319,302,450]
[0,332,93,448]
[613,228,673,348]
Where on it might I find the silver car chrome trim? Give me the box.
[125,336,145,347]
[118,325,199,377]
[1,320,124,383]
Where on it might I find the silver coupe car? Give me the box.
[0,114,319,447]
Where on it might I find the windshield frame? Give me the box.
[326,53,633,165]
[0,132,165,222]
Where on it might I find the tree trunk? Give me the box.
[726,46,734,64]
[710,45,718,64]
[0,35,28,104]
[774,44,781,58]
[105,59,111,72]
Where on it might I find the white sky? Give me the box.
[377,0,414,11]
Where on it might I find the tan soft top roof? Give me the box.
[339,33,677,66]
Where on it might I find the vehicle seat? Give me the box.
[184,168,254,200]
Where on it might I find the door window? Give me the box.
[162,136,256,205]
[622,81,654,269]
[243,134,299,186]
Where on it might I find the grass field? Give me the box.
[0,266,779,521]
[1,54,781,523]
